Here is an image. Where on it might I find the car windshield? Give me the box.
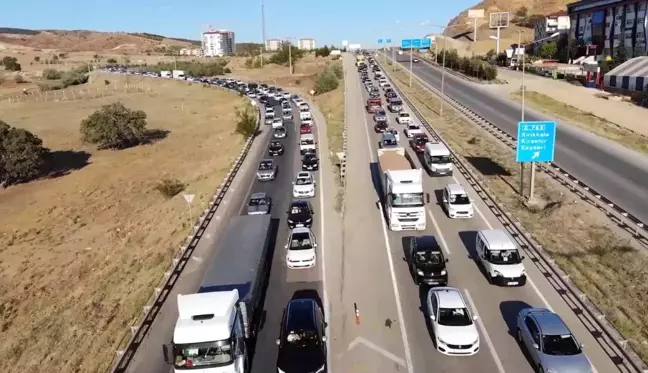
[382,138,397,146]
[305,155,317,162]
[449,194,470,205]
[400,113,410,118]
[429,155,451,164]
[438,307,473,326]
[295,177,312,185]
[414,137,427,144]
[408,125,420,130]
[174,340,233,368]
[271,142,281,148]
[486,249,522,265]
[258,162,273,170]
[290,232,313,250]
[275,128,285,133]
[542,334,582,356]
[249,198,267,206]
[391,192,424,207]
[415,251,444,266]
[301,139,314,145]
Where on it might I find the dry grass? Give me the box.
[510,90,648,155]
[0,74,247,373]
[386,64,648,360]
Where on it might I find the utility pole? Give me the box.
[440,27,448,117]
[288,39,293,74]
[517,30,525,197]
[261,0,266,67]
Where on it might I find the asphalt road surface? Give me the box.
[124,100,324,373]
[390,52,648,224]
[332,53,621,373]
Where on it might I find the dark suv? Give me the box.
[276,297,327,373]
[268,141,284,156]
[408,236,448,286]
[287,200,314,228]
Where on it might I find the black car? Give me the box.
[276,297,327,373]
[374,121,388,133]
[369,91,380,98]
[408,236,448,286]
[386,92,397,99]
[268,141,284,156]
[302,153,319,171]
[287,200,314,228]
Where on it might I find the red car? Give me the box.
[410,134,429,153]
[300,124,312,134]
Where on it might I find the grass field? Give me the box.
[0,74,247,373]
[385,64,648,361]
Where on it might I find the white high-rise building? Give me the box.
[298,38,316,50]
[202,30,236,57]
[265,39,282,51]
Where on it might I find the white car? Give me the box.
[265,108,275,119]
[292,171,316,198]
[442,184,474,219]
[285,227,317,269]
[301,117,314,126]
[272,118,284,129]
[300,109,312,121]
[247,91,257,98]
[426,287,480,356]
[396,112,412,125]
[282,92,291,99]
[379,80,389,87]
[404,123,424,138]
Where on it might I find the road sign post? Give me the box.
[516,121,556,200]
[183,194,195,231]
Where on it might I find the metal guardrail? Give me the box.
[339,65,349,185]
[103,73,262,373]
[377,58,648,373]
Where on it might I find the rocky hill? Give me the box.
[0,27,200,53]
[446,0,575,43]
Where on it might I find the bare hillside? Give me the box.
[447,0,575,43]
[0,27,199,53]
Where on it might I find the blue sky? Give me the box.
[0,0,478,47]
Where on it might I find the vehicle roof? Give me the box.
[528,309,571,335]
[291,200,311,207]
[381,132,396,140]
[286,299,317,331]
[478,229,516,251]
[198,215,271,296]
[412,235,442,253]
[432,287,467,309]
[446,183,467,195]
[424,142,450,154]
[296,171,312,178]
[251,192,267,199]
[260,158,274,164]
[174,291,238,343]
[291,227,312,235]
[300,133,315,140]
[270,140,282,145]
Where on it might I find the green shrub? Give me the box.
[42,68,62,80]
[0,120,51,186]
[154,178,186,198]
[60,69,89,87]
[314,69,339,94]
[269,44,305,65]
[80,102,148,149]
[106,58,117,64]
[36,81,64,91]
[235,104,258,137]
[1,56,21,71]
[224,67,231,74]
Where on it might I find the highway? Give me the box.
[331,53,622,373]
[390,53,648,224]
[123,99,326,373]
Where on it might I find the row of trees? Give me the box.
[37,66,90,91]
[141,59,231,77]
[432,50,497,81]
[1,103,157,187]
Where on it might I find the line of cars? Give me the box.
[101,69,331,373]
[357,53,596,372]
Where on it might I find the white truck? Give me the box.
[377,147,426,231]
[161,70,172,78]
[162,215,272,373]
[172,70,185,79]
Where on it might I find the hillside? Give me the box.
[0,27,200,53]
[446,0,575,45]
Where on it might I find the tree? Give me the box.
[539,41,558,59]
[613,45,628,68]
[106,58,117,64]
[314,68,339,94]
[42,68,62,80]
[568,37,585,60]
[516,6,528,18]
[0,120,51,186]
[269,44,304,65]
[34,56,40,62]
[80,103,148,149]
[315,45,331,57]
[2,56,21,71]
[235,104,258,137]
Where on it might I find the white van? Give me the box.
[441,184,474,219]
[299,133,316,154]
[475,229,527,286]
[423,142,453,176]
[300,108,312,121]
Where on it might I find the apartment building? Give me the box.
[265,38,282,51]
[298,38,316,50]
[202,30,236,57]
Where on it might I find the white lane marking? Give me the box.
[463,289,506,373]
[347,337,406,367]
[355,63,414,373]
[426,208,451,256]
[236,165,260,216]
[313,98,332,370]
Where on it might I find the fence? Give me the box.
[3,83,152,104]
[378,56,648,373]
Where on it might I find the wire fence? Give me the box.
[3,83,152,104]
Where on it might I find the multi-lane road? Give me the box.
[389,52,648,224]
[121,54,628,373]
[328,53,621,373]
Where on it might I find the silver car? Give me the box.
[256,159,278,181]
[282,111,293,121]
[516,308,592,373]
[246,192,271,215]
[373,110,388,123]
[274,127,287,139]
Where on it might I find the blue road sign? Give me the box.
[421,38,431,48]
[386,38,392,43]
[378,39,383,44]
[516,121,557,162]
[401,39,412,48]
[412,39,422,48]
